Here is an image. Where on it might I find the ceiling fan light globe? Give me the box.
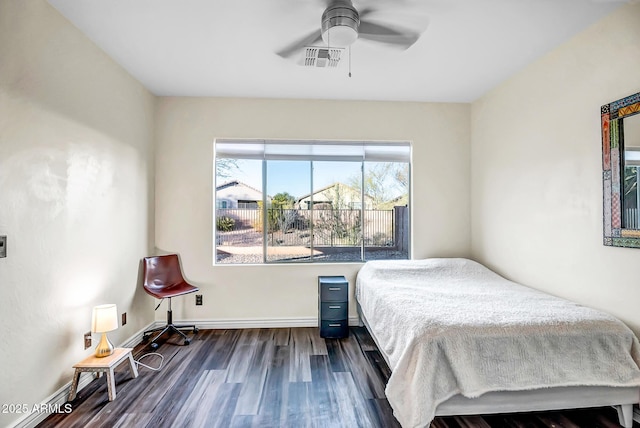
[321,25,358,47]
[321,3,360,47]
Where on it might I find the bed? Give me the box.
[355,258,640,428]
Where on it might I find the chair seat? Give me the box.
[144,281,199,299]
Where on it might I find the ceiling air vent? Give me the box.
[302,47,344,68]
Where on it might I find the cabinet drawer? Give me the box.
[319,319,348,339]
[318,277,348,302]
[320,302,348,320]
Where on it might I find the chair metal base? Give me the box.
[143,306,198,349]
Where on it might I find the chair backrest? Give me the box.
[142,254,186,292]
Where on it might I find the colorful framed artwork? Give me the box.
[601,91,640,248]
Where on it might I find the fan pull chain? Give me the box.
[348,45,352,78]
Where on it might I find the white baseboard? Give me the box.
[9,316,359,428]
[181,315,360,330]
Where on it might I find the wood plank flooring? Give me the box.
[38,327,634,428]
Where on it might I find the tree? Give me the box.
[348,163,409,208]
[271,192,295,209]
[215,158,239,179]
[624,167,637,196]
[268,192,296,234]
[623,166,638,209]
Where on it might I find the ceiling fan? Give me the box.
[276,0,428,61]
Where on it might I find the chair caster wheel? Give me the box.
[150,342,159,350]
[184,339,191,346]
[193,328,199,334]
[142,335,150,342]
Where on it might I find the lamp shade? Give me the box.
[91,304,118,333]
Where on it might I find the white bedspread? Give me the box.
[355,258,640,428]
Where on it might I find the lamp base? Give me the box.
[95,333,114,358]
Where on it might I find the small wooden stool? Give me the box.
[68,347,138,402]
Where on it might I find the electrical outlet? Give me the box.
[84,332,91,350]
[121,312,127,326]
[0,235,6,258]
[195,294,203,306]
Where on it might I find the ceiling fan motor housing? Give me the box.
[321,2,360,47]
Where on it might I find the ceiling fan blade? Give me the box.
[358,20,423,49]
[276,30,323,59]
[358,7,376,18]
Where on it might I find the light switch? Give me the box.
[0,236,6,258]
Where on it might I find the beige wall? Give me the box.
[155,97,471,323]
[0,1,155,426]
[471,3,640,334]
[14,0,638,419]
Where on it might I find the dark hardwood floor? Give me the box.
[38,327,635,428]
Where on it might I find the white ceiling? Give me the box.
[47,0,622,103]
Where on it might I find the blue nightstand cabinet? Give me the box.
[318,276,349,338]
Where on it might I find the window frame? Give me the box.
[214,139,412,264]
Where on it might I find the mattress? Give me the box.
[355,258,640,428]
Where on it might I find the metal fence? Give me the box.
[216,208,398,247]
[624,207,639,229]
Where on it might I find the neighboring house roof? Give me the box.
[216,180,261,194]
[295,182,365,203]
[377,194,408,210]
[216,180,267,201]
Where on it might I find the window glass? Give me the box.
[265,160,311,262]
[363,162,410,260]
[214,140,410,264]
[623,165,639,229]
[215,159,263,264]
[311,161,363,262]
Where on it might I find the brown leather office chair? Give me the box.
[142,254,199,349]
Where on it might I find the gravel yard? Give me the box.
[216,247,407,264]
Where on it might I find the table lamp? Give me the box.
[91,304,118,358]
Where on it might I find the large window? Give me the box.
[214,139,410,264]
